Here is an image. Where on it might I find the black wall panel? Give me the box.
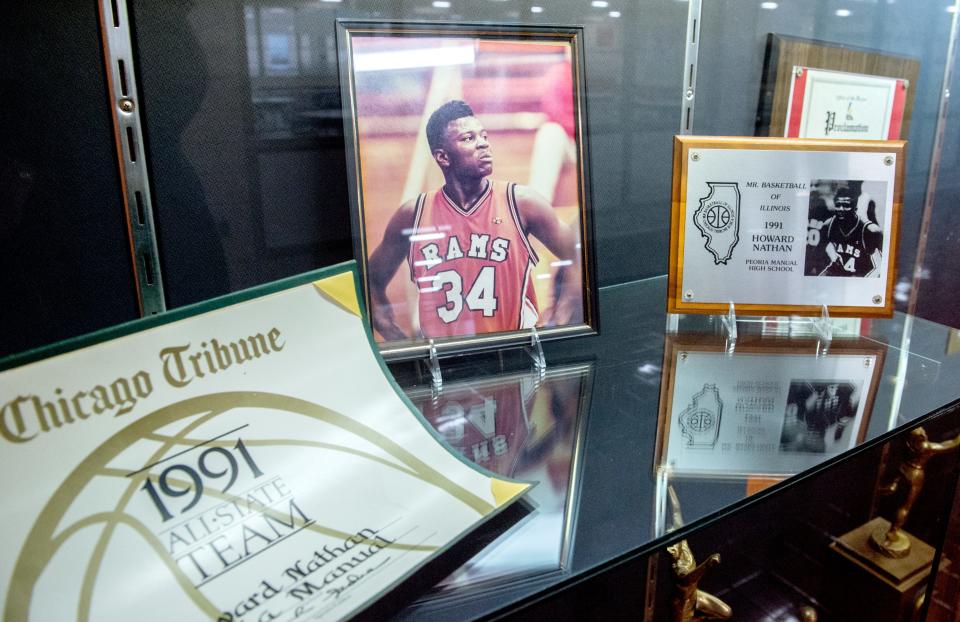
[0,0,139,357]
[128,0,688,307]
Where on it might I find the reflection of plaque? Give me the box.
[655,335,885,478]
[669,136,904,317]
[404,363,594,602]
[679,384,723,449]
[756,34,920,140]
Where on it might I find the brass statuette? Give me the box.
[666,486,732,622]
[871,427,960,558]
[667,540,732,622]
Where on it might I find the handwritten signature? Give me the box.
[323,558,391,602]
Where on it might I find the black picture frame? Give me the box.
[337,20,598,361]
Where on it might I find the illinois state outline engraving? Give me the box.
[679,383,723,449]
[693,182,741,265]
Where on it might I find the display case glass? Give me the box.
[1,0,960,619]
[384,276,960,620]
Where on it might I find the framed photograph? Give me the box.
[337,21,597,360]
[756,34,920,139]
[668,136,905,317]
[655,334,885,479]
[404,362,594,602]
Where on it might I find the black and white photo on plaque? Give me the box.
[804,179,886,278]
[779,380,862,454]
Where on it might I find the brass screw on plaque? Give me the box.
[679,352,688,361]
[873,295,883,304]
[119,98,135,113]
[883,156,894,166]
[794,67,804,78]
[684,290,694,299]
[865,358,872,368]
[691,153,700,162]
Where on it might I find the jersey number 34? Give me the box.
[434,266,498,323]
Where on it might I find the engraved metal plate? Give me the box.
[669,137,905,317]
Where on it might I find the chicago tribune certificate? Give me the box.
[0,263,529,621]
[669,136,904,317]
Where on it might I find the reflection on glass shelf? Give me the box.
[405,363,593,599]
[656,334,885,478]
[671,310,865,340]
[757,315,863,339]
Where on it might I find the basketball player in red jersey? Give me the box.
[367,100,583,341]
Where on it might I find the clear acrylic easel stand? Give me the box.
[422,328,547,394]
[423,339,443,394]
[525,326,547,378]
[811,304,833,355]
[811,304,833,342]
[720,302,737,353]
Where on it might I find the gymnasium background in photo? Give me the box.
[350,35,585,341]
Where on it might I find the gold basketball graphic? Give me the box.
[5,392,499,621]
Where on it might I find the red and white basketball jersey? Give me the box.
[408,180,539,338]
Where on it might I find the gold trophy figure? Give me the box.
[667,541,732,622]
[666,487,732,622]
[871,426,960,558]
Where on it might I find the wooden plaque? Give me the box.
[757,33,920,139]
[669,135,905,317]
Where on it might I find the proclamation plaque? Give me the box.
[756,33,920,139]
[669,136,904,317]
[785,67,907,140]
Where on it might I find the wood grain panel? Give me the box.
[757,34,920,139]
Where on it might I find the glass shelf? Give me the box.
[389,275,960,620]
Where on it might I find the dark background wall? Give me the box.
[0,0,139,357]
[915,37,960,328]
[0,0,957,358]
[127,0,689,306]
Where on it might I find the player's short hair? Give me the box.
[834,187,857,210]
[426,100,475,152]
